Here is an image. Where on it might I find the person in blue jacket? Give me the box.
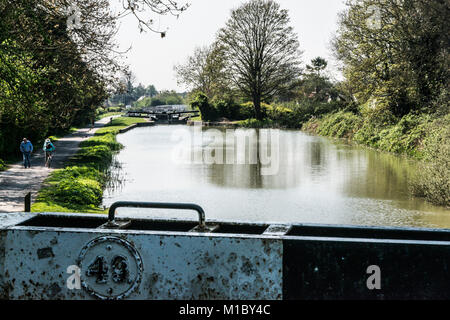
[43,138,56,167]
[20,138,33,168]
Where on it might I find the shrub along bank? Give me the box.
[31,117,147,213]
[190,92,342,129]
[303,111,450,207]
[190,90,449,207]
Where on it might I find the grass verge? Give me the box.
[31,117,147,213]
[96,112,124,120]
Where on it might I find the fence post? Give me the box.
[24,192,31,212]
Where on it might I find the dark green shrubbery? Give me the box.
[315,111,362,139]
[238,102,257,120]
[266,105,298,128]
[191,93,260,122]
[352,103,432,157]
[54,178,103,206]
[236,118,275,128]
[212,98,242,120]
[191,92,218,121]
[191,92,306,128]
[107,106,123,112]
[411,115,450,207]
[375,114,432,157]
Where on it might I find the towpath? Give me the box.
[0,116,118,213]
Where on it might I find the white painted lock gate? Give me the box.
[1,201,450,300]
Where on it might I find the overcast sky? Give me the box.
[113,0,347,92]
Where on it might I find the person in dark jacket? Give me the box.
[20,138,33,168]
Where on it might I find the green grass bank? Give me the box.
[303,111,450,207]
[31,117,147,213]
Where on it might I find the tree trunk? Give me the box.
[254,97,263,120]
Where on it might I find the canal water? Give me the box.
[103,125,450,228]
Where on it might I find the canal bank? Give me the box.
[302,112,450,208]
[29,117,152,214]
[188,116,450,210]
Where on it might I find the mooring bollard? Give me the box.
[24,192,31,212]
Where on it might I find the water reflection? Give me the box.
[103,125,450,228]
[104,156,125,193]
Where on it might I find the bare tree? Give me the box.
[119,0,190,36]
[217,0,302,120]
[174,43,229,98]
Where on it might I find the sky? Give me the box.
[113,0,348,92]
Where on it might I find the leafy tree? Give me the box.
[174,44,230,99]
[333,0,449,117]
[0,0,189,159]
[217,0,302,120]
[306,57,328,77]
[190,92,218,121]
[299,57,337,103]
[146,85,158,97]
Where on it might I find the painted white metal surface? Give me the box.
[3,226,283,300]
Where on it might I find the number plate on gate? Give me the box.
[77,236,143,299]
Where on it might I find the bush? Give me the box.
[80,133,122,151]
[352,103,394,147]
[311,111,362,139]
[49,166,106,186]
[150,98,164,107]
[0,159,6,171]
[238,102,256,120]
[107,106,122,112]
[96,107,106,115]
[411,115,450,207]
[54,178,103,206]
[376,114,432,156]
[74,145,113,171]
[191,92,219,121]
[236,118,274,128]
[211,99,241,120]
[266,105,298,128]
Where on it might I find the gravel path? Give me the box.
[0,116,117,213]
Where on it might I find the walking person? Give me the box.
[43,138,55,168]
[20,138,33,168]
